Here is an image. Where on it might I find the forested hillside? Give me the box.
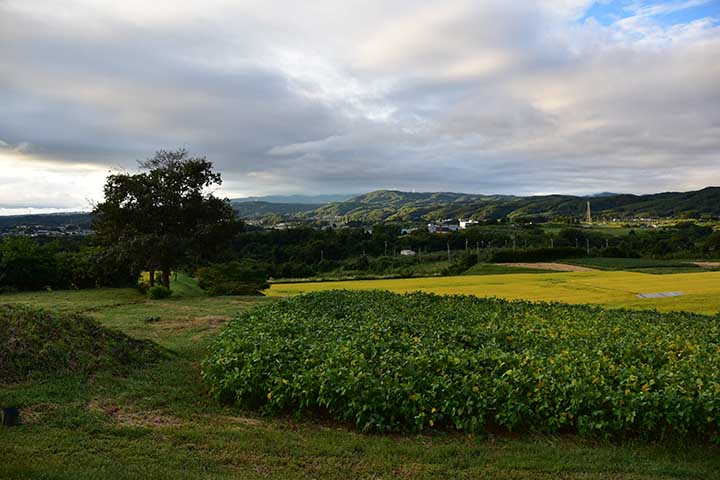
[301,187,720,222]
[2,187,720,228]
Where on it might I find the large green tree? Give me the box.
[93,149,240,288]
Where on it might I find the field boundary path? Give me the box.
[503,262,595,272]
[693,261,720,268]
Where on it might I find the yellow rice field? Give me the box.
[267,271,720,315]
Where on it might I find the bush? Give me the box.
[196,261,269,296]
[0,238,138,292]
[147,285,172,299]
[343,255,370,271]
[444,252,478,275]
[203,290,720,439]
[0,237,58,290]
[274,262,315,279]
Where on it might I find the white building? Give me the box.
[459,219,479,229]
[400,249,416,256]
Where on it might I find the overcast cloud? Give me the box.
[1,0,719,212]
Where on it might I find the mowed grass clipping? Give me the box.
[203,290,720,438]
[267,270,720,314]
[0,304,163,383]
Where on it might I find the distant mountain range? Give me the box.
[2,188,719,229]
[231,194,356,204]
[234,187,720,222]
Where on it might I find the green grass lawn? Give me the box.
[2,281,720,479]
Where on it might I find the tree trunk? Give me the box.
[149,269,155,287]
[162,270,171,289]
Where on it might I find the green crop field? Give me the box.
[204,290,720,439]
[268,270,720,315]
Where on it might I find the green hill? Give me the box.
[230,201,321,219]
[300,187,720,223]
[2,187,719,227]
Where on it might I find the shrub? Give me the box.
[343,255,370,271]
[196,261,269,296]
[274,261,315,279]
[0,237,58,290]
[444,252,478,275]
[203,290,720,439]
[147,285,172,299]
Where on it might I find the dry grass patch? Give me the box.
[87,399,184,428]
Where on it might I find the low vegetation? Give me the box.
[3,281,720,478]
[196,260,269,295]
[0,304,162,383]
[563,257,713,274]
[203,290,720,439]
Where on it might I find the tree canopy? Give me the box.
[93,149,240,288]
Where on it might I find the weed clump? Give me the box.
[147,285,172,300]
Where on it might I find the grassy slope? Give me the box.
[267,270,720,315]
[1,281,719,478]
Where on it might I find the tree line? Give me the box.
[2,148,719,292]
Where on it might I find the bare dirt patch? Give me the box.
[692,262,720,268]
[151,315,231,338]
[21,403,60,425]
[208,414,265,428]
[87,399,184,428]
[503,262,595,272]
[194,315,230,326]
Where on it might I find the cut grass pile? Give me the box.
[0,304,163,383]
[203,290,720,439]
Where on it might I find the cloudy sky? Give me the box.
[1,0,719,213]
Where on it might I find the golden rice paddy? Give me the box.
[267,271,720,315]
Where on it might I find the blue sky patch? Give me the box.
[581,0,720,26]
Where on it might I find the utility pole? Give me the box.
[512,235,516,251]
[447,241,451,262]
[605,239,609,249]
[465,238,469,251]
[551,237,554,249]
[575,237,579,249]
[586,238,590,255]
[384,240,387,257]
